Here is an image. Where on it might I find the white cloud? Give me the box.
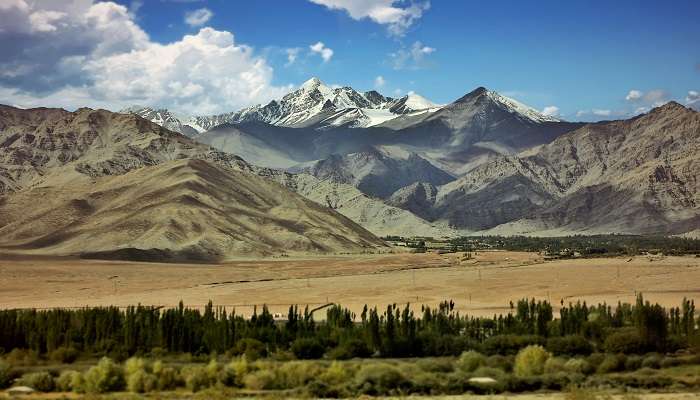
[309,41,333,62]
[184,8,213,27]
[541,106,559,117]
[592,109,612,116]
[308,0,430,37]
[624,88,668,106]
[687,90,699,110]
[285,47,301,66]
[576,109,613,118]
[391,41,435,70]
[0,1,291,115]
[374,75,386,88]
[625,90,643,101]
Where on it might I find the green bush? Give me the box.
[291,338,325,360]
[327,339,372,359]
[182,366,212,392]
[154,364,179,390]
[546,335,593,356]
[232,338,267,361]
[597,354,626,374]
[456,350,486,372]
[19,371,54,392]
[543,356,566,374]
[483,335,545,355]
[318,360,353,386]
[416,358,454,373]
[485,354,513,372]
[4,349,38,366]
[625,355,643,371]
[49,347,79,364]
[564,358,593,375]
[514,345,550,377]
[55,370,81,392]
[604,330,647,354]
[278,361,323,389]
[82,357,125,393]
[0,358,12,389]
[243,369,277,390]
[127,369,158,393]
[354,363,409,396]
[641,353,662,369]
[124,357,149,376]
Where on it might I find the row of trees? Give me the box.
[0,295,696,359]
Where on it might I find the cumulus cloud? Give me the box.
[541,106,560,117]
[0,1,291,115]
[285,47,301,66]
[576,109,613,118]
[625,90,643,101]
[184,8,213,27]
[309,41,334,62]
[374,75,386,89]
[624,88,669,107]
[308,0,430,37]
[687,90,699,110]
[391,41,435,70]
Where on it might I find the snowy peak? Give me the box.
[454,87,559,123]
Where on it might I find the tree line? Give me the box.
[0,295,696,360]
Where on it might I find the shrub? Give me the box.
[0,358,12,389]
[416,358,454,373]
[127,369,158,393]
[19,371,54,392]
[56,370,81,392]
[546,336,593,356]
[154,364,179,390]
[5,349,38,366]
[565,385,599,400]
[318,360,353,386]
[659,356,682,369]
[291,338,325,360]
[514,345,550,377]
[278,361,323,389]
[327,339,372,360]
[597,354,626,374]
[182,366,211,392]
[604,330,647,354]
[564,358,593,375]
[625,355,643,371]
[354,363,409,396]
[641,353,662,369]
[232,338,266,361]
[544,356,566,374]
[586,353,607,370]
[486,354,513,372]
[124,357,149,376]
[83,357,125,393]
[472,366,507,381]
[456,350,486,372]
[483,335,545,355]
[243,369,277,390]
[49,347,79,364]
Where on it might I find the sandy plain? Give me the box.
[0,250,698,318]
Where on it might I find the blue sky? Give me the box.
[1,0,698,120]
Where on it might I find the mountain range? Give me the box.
[0,78,697,261]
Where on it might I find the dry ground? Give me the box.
[1,250,699,317]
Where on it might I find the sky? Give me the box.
[0,0,698,121]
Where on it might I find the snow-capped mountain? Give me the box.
[122,77,441,134]
[119,106,200,137]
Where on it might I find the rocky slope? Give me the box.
[290,146,454,199]
[426,102,700,235]
[0,105,387,259]
[0,159,385,261]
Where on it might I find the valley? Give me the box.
[1,251,698,318]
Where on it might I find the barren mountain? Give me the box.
[0,159,385,261]
[0,105,387,259]
[289,146,455,199]
[431,102,700,235]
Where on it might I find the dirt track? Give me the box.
[0,251,698,317]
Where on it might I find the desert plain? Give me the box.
[1,250,698,317]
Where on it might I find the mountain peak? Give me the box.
[301,77,324,90]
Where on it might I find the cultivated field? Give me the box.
[1,250,699,317]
